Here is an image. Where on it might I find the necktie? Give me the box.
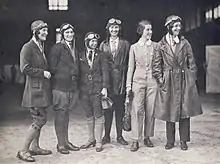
[111,41,117,57]
[88,50,93,61]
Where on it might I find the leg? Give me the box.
[54,109,69,154]
[80,116,96,149]
[130,84,145,151]
[102,108,113,144]
[144,85,157,147]
[63,110,79,151]
[179,118,190,150]
[114,95,128,145]
[95,116,105,152]
[165,121,175,149]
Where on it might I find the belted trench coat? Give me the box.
[152,36,202,122]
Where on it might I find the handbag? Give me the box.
[122,90,133,131]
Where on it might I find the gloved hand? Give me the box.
[101,88,108,99]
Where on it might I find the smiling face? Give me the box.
[88,39,98,49]
[142,24,152,40]
[108,25,120,37]
[63,28,74,42]
[37,27,48,41]
[171,21,181,36]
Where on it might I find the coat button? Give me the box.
[88,75,92,80]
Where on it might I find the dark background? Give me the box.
[0,0,220,91]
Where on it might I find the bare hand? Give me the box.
[44,71,51,79]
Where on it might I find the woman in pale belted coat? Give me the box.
[126,20,158,152]
[152,15,202,151]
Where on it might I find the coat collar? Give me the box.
[160,35,186,58]
[105,39,123,59]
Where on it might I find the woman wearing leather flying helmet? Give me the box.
[100,18,130,146]
[79,32,109,152]
[17,20,52,162]
[49,23,80,154]
[152,15,202,151]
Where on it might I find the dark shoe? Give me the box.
[30,147,52,156]
[102,136,110,145]
[65,142,80,151]
[96,143,103,152]
[57,145,69,154]
[80,140,96,149]
[180,141,188,151]
[130,142,139,152]
[144,138,154,148]
[165,143,174,150]
[17,150,35,162]
[117,136,128,145]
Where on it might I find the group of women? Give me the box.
[17,15,202,162]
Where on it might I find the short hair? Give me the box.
[137,20,152,35]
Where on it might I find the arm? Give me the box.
[20,44,44,78]
[101,52,109,89]
[186,41,197,77]
[48,44,61,75]
[126,45,135,91]
[152,43,163,86]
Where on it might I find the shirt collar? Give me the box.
[109,37,119,44]
[137,38,152,46]
[166,33,180,46]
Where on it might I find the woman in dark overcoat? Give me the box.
[99,18,130,145]
[49,23,80,154]
[79,32,109,152]
[17,20,52,162]
[152,15,202,151]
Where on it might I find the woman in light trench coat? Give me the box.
[152,15,203,151]
[126,20,158,152]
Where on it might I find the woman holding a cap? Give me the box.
[49,23,80,154]
[17,20,52,162]
[126,20,158,151]
[152,15,202,150]
[100,18,130,145]
[79,32,109,152]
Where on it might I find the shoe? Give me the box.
[80,140,96,149]
[96,143,103,152]
[165,143,174,150]
[180,141,188,151]
[130,142,139,152]
[65,142,80,151]
[117,136,128,145]
[102,136,110,145]
[144,138,154,148]
[57,145,69,154]
[30,147,52,156]
[17,150,35,162]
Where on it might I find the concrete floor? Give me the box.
[0,84,220,164]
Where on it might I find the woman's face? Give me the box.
[171,22,181,36]
[63,28,75,42]
[38,28,48,41]
[142,24,152,40]
[109,25,120,37]
[88,39,98,49]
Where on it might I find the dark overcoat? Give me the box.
[49,41,79,92]
[20,40,51,108]
[99,39,130,95]
[152,36,202,122]
[78,49,109,95]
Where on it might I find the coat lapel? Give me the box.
[160,37,174,58]
[30,40,48,66]
[61,40,76,63]
[114,39,123,58]
[174,36,186,56]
